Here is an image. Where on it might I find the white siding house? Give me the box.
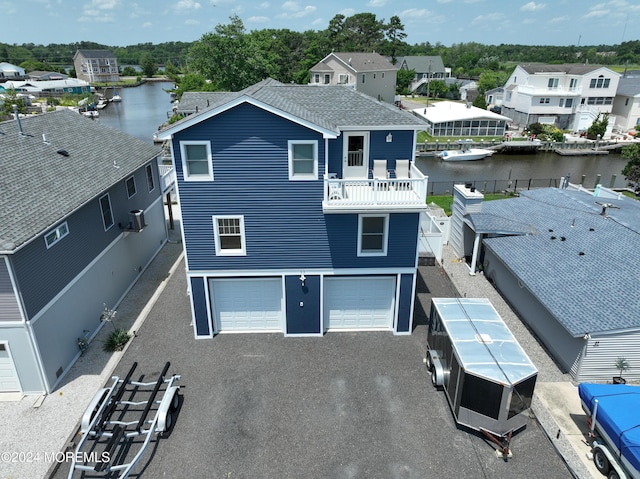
[501,64,620,135]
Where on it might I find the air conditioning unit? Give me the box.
[128,210,145,232]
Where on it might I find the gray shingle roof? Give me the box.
[398,56,445,73]
[175,92,234,114]
[314,52,396,73]
[519,63,608,75]
[162,79,428,137]
[473,188,640,337]
[616,77,640,97]
[0,109,161,252]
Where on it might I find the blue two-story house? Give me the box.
[0,109,169,395]
[157,79,429,337]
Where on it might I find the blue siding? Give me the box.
[285,275,321,334]
[326,130,415,176]
[173,103,419,271]
[396,273,415,333]
[12,161,161,318]
[190,277,210,336]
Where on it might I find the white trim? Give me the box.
[157,96,339,140]
[180,140,213,182]
[0,256,27,324]
[44,221,69,249]
[185,267,417,278]
[146,164,156,193]
[125,175,137,198]
[357,214,389,256]
[169,141,190,272]
[99,193,114,231]
[342,131,370,179]
[212,215,246,256]
[190,276,214,339]
[288,140,318,181]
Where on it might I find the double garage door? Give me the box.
[209,276,396,333]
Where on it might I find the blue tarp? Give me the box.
[579,383,640,476]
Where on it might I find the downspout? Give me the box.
[469,232,482,276]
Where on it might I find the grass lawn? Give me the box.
[427,193,514,216]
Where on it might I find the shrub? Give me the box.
[103,328,131,352]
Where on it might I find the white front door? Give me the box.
[324,276,396,331]
[210,278,284,332]
[343,132,370,179]
[0,343,21,393]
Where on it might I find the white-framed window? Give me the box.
[314,73,320,83]
[565,98,573,107]
[323,74,330,84]
[590,76,611,89]
[180,141,213,181]
[548,78,559,88]
[213,216,246,256]
[125,175,137,198]
[146,164,155,192]
[539,98,550,104]
[44,222,69,249]
[99,193,114,231]
[362,74,366,83]
[570,78,578,89]
[358,214,388,256]
[338,73,349,84]
[288,140,318,180]
[559,98,564,107]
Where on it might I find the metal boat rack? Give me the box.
[67,361,181,478]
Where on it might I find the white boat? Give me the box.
[82,110,99,118]
[111,94,122,102]
[437,141,495,161]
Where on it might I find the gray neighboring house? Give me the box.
[26,71,69,81]
[0,109,169,395]
[173,91,231,116]
[449,184,640,383]
[611,76,640,134]
[73,49,119,83]
[396,56,447,94]
[309,52,397,104]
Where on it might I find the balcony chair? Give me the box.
[394,160,411,190]
[372,159,389,190]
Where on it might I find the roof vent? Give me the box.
[57,149,69,157]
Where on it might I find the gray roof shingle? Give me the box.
[0,109,161,252]
[163,79,428,137]
[473,188,640,336]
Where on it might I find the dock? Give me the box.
[553,148,608,156]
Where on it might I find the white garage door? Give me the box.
[0,344,21,393]
[210,278,283,332]
[324,276,396,330]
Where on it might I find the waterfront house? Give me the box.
[396,56,447,94]
[2,78,91,97]
[500,64,620,134]
[449,184,640,382]
[611,76,640,135]
[309,52,397,104]
[156,78,429,338]
[73,49,119,83]
[26,70,69,81]
[0,109,168,395]
[412,100,510,137]
[0,62,25,81]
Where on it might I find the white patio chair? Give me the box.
[372,159,389,190]
[394,160,411,189]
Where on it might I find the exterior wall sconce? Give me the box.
[386,133,393,143]
[299,273,306,287]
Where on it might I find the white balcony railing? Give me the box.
[158,164,176,193]
[323,164,428,212]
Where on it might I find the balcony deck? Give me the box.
[322,164,428,213]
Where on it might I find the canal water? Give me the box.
[97,81,631,194]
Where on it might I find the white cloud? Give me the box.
[398,8,432,20]
[339,8,355,16]
[142,21,152,28]
[78,0,121,23]
[247,15,270,23]
[583,9,608,19]
[259,2,270,8]
[521,2,545,12]
[278,1,316,19]
[471,12,506,25]
[367,0,386,7]
[549,15,569,24]
[173,0,201,13]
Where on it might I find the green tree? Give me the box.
[621,143,640,189]
[472,94,487,109]
[122,66,138,76]
[140,53,156,77]
[342,13,385,51]
[396,68,414,94]
[385,16,407,64]
[172,72,215,99]
[188,15,269,91]
[586,112,609,140]
[0,89,27,120]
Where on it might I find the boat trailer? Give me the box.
[67,361,181,478]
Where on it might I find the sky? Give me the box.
[2,0,640,48]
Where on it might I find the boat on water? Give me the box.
[437,140,495,161]
[111,94,122,102]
